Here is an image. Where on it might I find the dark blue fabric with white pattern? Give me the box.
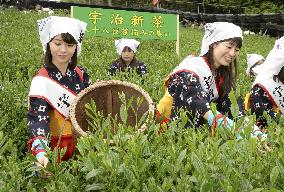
[251,84,279,128]
[167,71,245,128]
[27,64,91,140]
[109,61,147,76]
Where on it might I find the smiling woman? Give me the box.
[27,16,92,174]
[212,40,241,68]
[46,34,77,73]
[157,22,245,139]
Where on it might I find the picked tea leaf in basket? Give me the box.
[70,80,155,139]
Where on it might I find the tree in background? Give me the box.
[203,0,284,13]
[5,0,283,14]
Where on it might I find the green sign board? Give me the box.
[71,6,177,40]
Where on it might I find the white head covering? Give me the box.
[37,16,87,56]
[200,22,243,56]
[253,36,284,78]
[246,54,265,75]
[115,38,140,55]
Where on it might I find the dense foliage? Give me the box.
[1,7,284,191]
[203,0,284,14]
[3,0,284,14]
[57,0,284,14]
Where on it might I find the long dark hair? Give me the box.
[203,37,242,97]
[44,33,78,69]
[114,46,139,70]
[276,66,284,83]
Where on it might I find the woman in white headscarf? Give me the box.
[157,22,244,138]
[27,16,91,170]
[250,36,284,129]
[244,53,265,110]
[109,38,147,76]
[246,53,265,78]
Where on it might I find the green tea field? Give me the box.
[1,7,283,191]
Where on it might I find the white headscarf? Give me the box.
[37,16,87,56]
[200,22,243,56]
[253,36,284,78]
[115,38,140,55]
[246,54,265,75]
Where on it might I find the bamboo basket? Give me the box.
[70,80,155,137]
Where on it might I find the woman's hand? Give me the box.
[36,156,52,178]
[31,138,52,178]
[37,156,49,168]
[205,110,233,129]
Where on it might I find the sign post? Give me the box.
[71,6,179,55]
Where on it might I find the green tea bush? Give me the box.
[1,7,282,191]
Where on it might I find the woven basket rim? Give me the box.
[70,80,155,137]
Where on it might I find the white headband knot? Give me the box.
[37,16,87,56]
[115,38,140,55]
[253,36,284,77]
[200,22,243,56]
[246,54,265,75]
